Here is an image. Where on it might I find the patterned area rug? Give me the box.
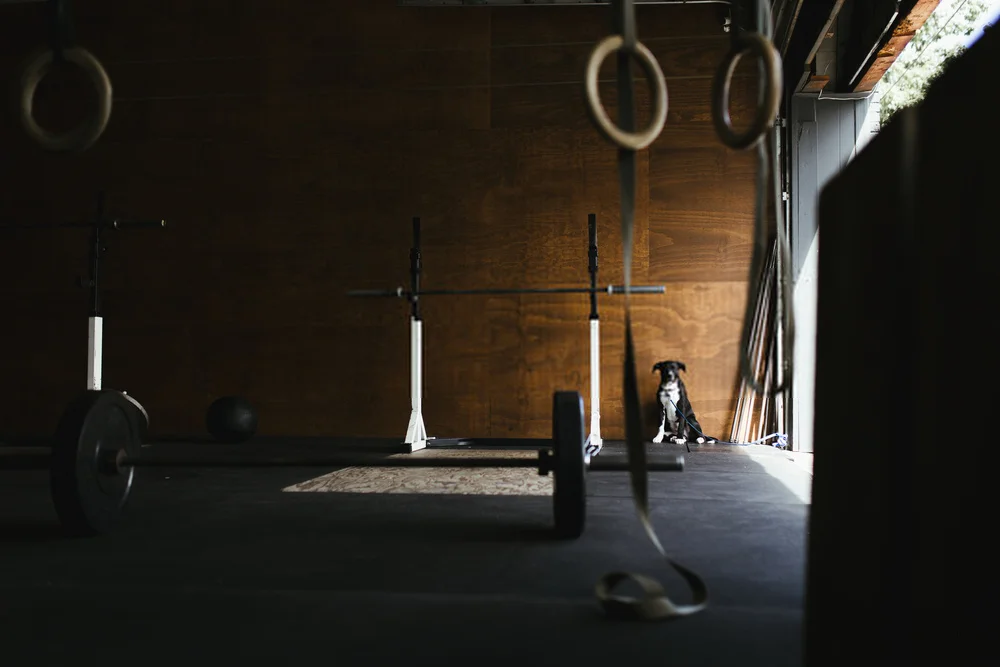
[283,449,553,496]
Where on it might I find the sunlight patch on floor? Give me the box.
[282,449,552,496]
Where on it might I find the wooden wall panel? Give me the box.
[648,145,757,283]
[0,0,760,443]
[489,4,725,44]
[490,37,729,85]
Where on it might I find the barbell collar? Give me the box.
[112,219,167,230]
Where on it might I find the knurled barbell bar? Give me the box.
[5,389,683,539]
[347,285,666,298]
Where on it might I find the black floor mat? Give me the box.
[0,440,809,666]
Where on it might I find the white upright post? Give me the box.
[585,213,603,455]
[403,316,428,452]
[589,317,602,449]
[87,316,103,390]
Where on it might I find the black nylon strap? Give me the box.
[47,0,75,61]
[593,0,709,623]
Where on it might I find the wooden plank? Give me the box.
[490,36,731,86]
[0,1,756,440]
[262,0,492,55]
[802,75,831,92]
[648,145,756,282]
[100,47,488,102]
[189,322,408,416]
[421,296,517,438]
[86,86,491,143]
[490,75,759,133]
[854,0,940,92]
[0,0,491,62]
[489,4,725,46]
[511,297,592,436]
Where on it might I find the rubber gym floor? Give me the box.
[1,439,810,666]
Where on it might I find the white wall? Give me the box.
[789,92,878,453]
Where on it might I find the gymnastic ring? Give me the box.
[711,32,782,151]
[19,46,113,153]
[584,35,668,152]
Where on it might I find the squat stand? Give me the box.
[587,213,603,452]
[0,192,165,438]
[383,214,659,454]
[403,217,429,453]
[80,192,165,427]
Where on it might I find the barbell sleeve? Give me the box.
[348,288,406,297]
[606,285,664,294]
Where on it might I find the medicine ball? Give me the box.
[206,395,258,444]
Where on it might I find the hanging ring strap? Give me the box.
[711,31,783,150]
[21,0,112,152]
[712,0,793,398]
[19,46,113,152]
[585,0,708,623]
[583,35,669,151]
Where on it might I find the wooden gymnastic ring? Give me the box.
[711,32,783,151]
[584,35,668,152]
[19,46,113,152]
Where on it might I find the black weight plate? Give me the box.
[50,390,141,536]
[552,391,586,539]
[119,391,150,442]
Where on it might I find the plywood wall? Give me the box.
[0,0,759,441]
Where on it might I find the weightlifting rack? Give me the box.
[378,214,665,453]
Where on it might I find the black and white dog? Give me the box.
[651,360,715,445]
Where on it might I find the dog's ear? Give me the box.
[678,362,686,372]
[651,362,660,373]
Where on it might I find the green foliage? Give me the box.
[878,0,993,125]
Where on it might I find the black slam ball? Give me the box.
[206,396,258,444]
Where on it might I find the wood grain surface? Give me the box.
[0,0,759,441]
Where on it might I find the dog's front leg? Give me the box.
[652,408,667,444]
[689,419,706,444]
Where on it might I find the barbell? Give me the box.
[5,389,683,539]
[0,219,166,231]
[348,285,666,298]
